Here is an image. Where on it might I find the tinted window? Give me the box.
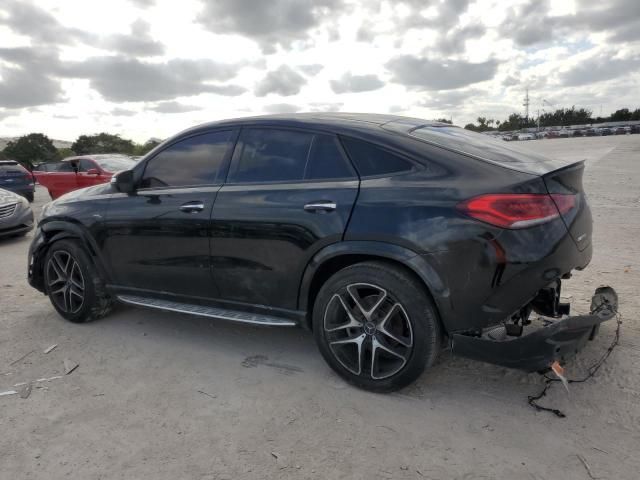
[340,137,415,177]
[140,131,232,188]
[93,156,136,172]
[229,129,313,183]
[78,159,97,172]
[304,135,354,180]
[56,162,75,172]
[410,126,568,174]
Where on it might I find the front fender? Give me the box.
[297,241,452,331]
[28,219,111,292]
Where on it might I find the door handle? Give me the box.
[179,201,204,213]
[304,201,337,213]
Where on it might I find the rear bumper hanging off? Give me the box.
[451,286,618,372]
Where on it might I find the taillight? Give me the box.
[457,193,576,229]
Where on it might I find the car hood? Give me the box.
[55,182,115,202]
[0,187,22,205]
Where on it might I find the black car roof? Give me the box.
[178,113,449,138]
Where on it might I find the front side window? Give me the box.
[140,131,232,188]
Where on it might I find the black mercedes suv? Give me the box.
[28,114,617,392]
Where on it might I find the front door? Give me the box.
[102,130,236,299]
[210,127,359,311]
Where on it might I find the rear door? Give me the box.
[102,130,236,298]
[38,162,78,198]
[210,127,359,310]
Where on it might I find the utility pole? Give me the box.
[523,87,530,123]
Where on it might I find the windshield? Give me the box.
[410,126,571,174]
[93,156,137,172]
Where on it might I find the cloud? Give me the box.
[102,19,165,56]
[330,72,384,93]
[436,24,486,55]
[308,102,343,112]
[197,0,344,53]
[500,0,640,47]
[59,56,246,101]
[263,103,301,113]
[560,53,640,86]
[420,88,484,110]
[386,56,499,90]
[111,107,137,116]
[148,101,203,113]
[0,47,64,108]
[130,0,155,7]
[298,64,324,76]
[0,0,96,46]
[255,65,306,96]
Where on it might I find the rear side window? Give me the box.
[229,128,312,183]
[228,129,355,183]
[140,131,232,188]
[340,137,415,177]
[304,135,354,180]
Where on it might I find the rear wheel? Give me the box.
[313,261,441,392]
[44,239,113,323]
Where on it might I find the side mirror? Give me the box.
[86,168,100,175]
[111,170,135,193]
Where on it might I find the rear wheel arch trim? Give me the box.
[298,241,450,330]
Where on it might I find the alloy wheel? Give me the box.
[323,283,414,380]
[46,250,85,314]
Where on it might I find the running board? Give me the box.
[117,294,297,327]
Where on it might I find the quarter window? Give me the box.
[140,131,232,188]
[229,129,313,183]
[340,137,415,177]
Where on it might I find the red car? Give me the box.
[34,155,137,199]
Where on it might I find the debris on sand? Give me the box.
[18,383,32,399]
[63,359,79,375]
[43,344,58,354]
[9,350,34,366]
[0,390,18,397]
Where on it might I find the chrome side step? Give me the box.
[117,294,297,327]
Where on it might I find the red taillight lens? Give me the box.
[457,193,576,229]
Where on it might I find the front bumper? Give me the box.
[451,287,618,372]
[0,203,34,238]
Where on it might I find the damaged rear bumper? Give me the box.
[451,287,618,372]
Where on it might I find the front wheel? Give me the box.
[44,239,113,323]
[313,261,441,392]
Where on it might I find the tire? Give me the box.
[312,261,442,392]
[43,239,113,323]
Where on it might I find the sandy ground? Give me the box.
[1,135,639,480]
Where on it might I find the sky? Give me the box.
[0,0,639,143]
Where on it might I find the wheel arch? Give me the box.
[298,241,451,332]
[31,220,111,291]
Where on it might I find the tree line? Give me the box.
[0,133,161,169]
[464,106,640,132]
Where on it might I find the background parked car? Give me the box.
[615,127,627,135]
[0,160,35,202]
[586,128,598,136]
[34,154,138,199]
[600,127,612,136]
[0,187,34,238]
[572,129,584,137]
